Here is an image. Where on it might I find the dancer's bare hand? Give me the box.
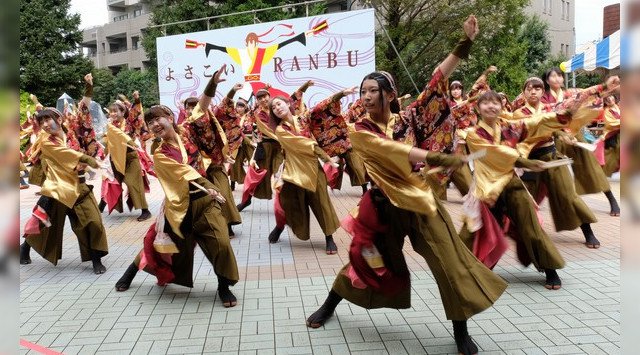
[463,15,479,41]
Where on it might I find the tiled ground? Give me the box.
[19,172,620,354]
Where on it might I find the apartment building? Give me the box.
[81,0,152,73]
[525,0,575,56]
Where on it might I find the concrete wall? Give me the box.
[82,12,151,71]
[525,0,575,56]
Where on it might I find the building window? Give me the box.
[132,36,139,50]
[548,0,552,15]
[565,44,569,56]
[113,14,128,22]
[561,0,566,19]
[133,8,142,18]
[561,44,565,54]
[543,0,547,14]
[566,2,570,21]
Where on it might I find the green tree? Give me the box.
[91,68,116,107]
[142,0,325,74]
[518,15,552,77]
[20,0,94,106]
[371,0,530,99]
[19,90,31,124]
[112,69,160,107]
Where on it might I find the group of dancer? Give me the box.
[19,15,622,354]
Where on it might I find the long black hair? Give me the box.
[360,72,400,114]
[542,67,563,93]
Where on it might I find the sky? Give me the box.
[70,0,108,29]
[574,0,620,50]
[70,0,620,51]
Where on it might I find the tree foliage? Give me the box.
[518,15,552,77]
[371,0,546,99]
[91,68,159,107]
[19,90,31,124]
[20,0,94,106]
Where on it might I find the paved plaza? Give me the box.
[19,173,620,355]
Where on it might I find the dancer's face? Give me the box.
[146,115,175,140]
[546,71,564,91]
[40,117,63,135]
[185,104,196,118]
[604,95,616,107]
[361,79,390,116]
[451,87,462,99]
[235,100,248,115]
[109,106,123,121]
[478,98,502,120]
[257,94,270,109]
[524,84,543,105]
[270,98,290,119]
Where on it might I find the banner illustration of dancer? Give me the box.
[185,20,328,100]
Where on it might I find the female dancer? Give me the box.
[601,94,621,177]
[307,16,508,355]
[542,67,620,216]
[267,93,345,253]
[98,92,152,221]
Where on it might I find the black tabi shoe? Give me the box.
[137,209,152,222]
[268,226,284,244]
[20,242,31,265]
[115,263,139,291]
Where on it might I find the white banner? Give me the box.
[156,9,375,113]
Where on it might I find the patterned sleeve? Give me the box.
[126,99,151,144]
[213,97,243,154]
[74,102,103,158]
[177,126,206,176]
[307,97,351,156]
[344,98,366,124]
[397,68,454,152]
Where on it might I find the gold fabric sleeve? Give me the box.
[564,106,603,136]
[28,131,47,162]
[40,136,84,208]
[275,126,320,192]
[106,121,132,175]
[515,112,570,157]
[153,138,203,239]
[349,128,437,216]
[255,112,278,140]
[499,110,515,121]
[313,145,332,163]
[466,125,520,204]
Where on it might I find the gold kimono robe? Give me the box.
[464,117,566,271]
[27,131,48,186]
[275,118,340,240]
[514,103,602,232]
[183,105,241,226]
[105,120,148,210]
[330,116,507,321]
[134,136,239,287]
[25,134,108,265]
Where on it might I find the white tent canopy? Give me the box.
[561,26,640,73]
